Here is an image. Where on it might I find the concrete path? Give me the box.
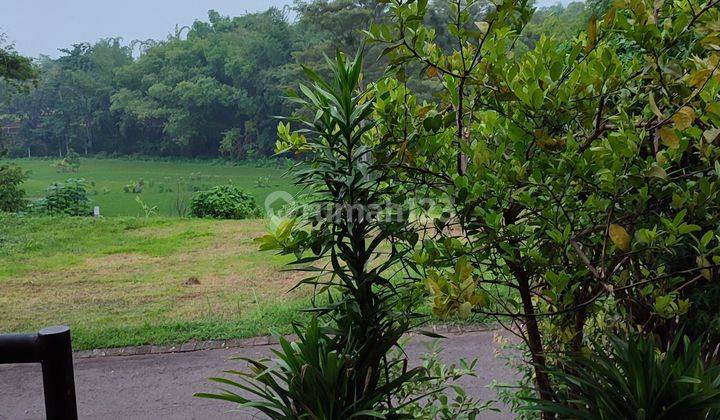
[0,330,518,419]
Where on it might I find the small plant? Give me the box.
[123,179,144,194]
[190,184,260,219]
[157,182,173,193]
[135,196,158,218]
[33,178,92,216]
[523,333,720,419]
[197,318,425,418]
[393,340,493,419]
[254,176,271,188]
[174,181,188,218]
[0,163,27,212]
[53,150,81,173]
[203,52,426,418]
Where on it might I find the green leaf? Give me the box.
[700,231,715,248]
[649,92,663,118]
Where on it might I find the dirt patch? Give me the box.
[184,276,201,286]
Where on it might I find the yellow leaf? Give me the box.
[585,16,597,54]
[609,224,631,252]
[417,105,433,118]
[458,301,473,320]
[646,165,667,179]
[704,128,720,143]
[603,7,616,26]
[697,256,712,280]
[672,106,695,131]
[708,103,720,117]
[659,126,680,149]
[426,66,438,78]
[475,21,489,33]
[688,68,712,88]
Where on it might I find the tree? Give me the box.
[367,0,720,409]
[111,8,295,157]
[2,40,132,157]
[0,3,601,159]
[0,36,35,212]
[0,34,35,87]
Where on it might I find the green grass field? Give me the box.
[0,214,312,350]
[0,157,312,349]
[7,157,298,217]
[0,158,479,349]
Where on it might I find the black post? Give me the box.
[39,326,78,420]
[0,326,78,420]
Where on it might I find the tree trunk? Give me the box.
[456,82,468,175]
[571,301,587,353]
[511,260,555,417]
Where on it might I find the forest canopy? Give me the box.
[0,0,593,159]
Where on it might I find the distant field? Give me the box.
[0,215,311,350]
[0,158,480,349]
[7,158,298,217]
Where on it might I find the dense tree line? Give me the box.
[0,34,34,211]
[0,0,592,159]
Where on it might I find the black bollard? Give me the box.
[0,326,78,420]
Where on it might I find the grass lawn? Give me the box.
[0,158,486,349]
[0,214,311,350]
[6,157,298,217]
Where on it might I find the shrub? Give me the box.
[369,0,720,407]
[54,150,80,173]
[198,318,425,418]
[135,196,158,218]
[255,176,271,188]
[523,333,720,419]
[202,52,426,418]
[393,340,491,418]
[33,178,92,216]
[190,184,260,219]
[123,179,144,193]
[0,164,27,212]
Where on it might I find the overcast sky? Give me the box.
[1,0,575,58]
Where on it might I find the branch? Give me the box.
[578,94,607,153]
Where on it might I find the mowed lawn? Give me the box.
[9,158,298,217]
[0,215,311,350]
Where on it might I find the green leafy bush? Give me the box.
[523,334,720,419]
[203,52,427,418]
[33,178,92,216]
[198,318,424,418]
[189,184,260,219]
[122,179,144,193]
[255,176,271,188]
[368,0,720,406]
[0,164,28,212]
[53,150,81,173]
[393,340,492,418]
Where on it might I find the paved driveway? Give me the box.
[0,330,518,419]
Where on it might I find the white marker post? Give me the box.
[93,206,100,218]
